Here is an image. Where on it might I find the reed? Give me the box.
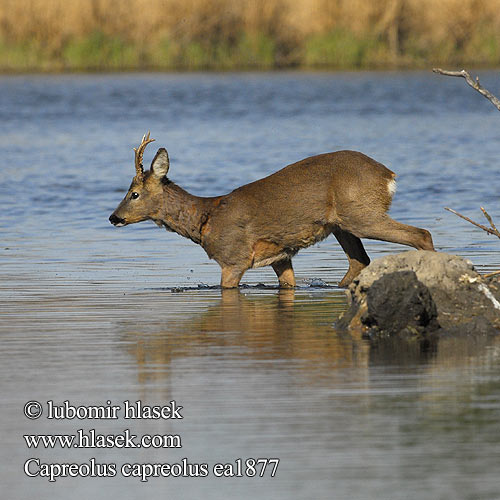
[1,0,500,71]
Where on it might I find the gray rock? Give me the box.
[350,250,475,296]
[364,270,439,335]
[338,251,500,337]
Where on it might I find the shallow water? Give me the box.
[2,71,500,499]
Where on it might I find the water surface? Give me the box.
[1,71,500,500]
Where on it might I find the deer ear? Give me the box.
[151,148,170,178]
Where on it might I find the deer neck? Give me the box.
[155,182,211,245]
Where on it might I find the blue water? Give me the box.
[1,71,500,500]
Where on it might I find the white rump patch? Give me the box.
[387,178,397,197]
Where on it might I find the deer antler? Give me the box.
[134,131,155,179]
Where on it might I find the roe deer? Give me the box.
[109,133,434,288]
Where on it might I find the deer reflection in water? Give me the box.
[117,287,500,398]
[120,288,373,386]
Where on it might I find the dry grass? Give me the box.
[1,0,500,70]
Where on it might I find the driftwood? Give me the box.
[433,68,500,111]
[484,270,500,278]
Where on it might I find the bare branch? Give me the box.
[481,207,498,233]
[483,270,500,278]
[433,68,500,111]
[445,207,500,239]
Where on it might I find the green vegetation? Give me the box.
[62,32,140,70]
[304,30,392,69]
[0,32,279,71]
[2,28,500,72]
[0,31,498,72]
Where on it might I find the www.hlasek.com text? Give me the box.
[24,428,181,449]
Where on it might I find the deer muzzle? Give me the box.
[109,214,126,226]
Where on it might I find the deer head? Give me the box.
[109,132,171,226]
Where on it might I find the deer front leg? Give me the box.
[220,267,245,288]
[272,259,296,288]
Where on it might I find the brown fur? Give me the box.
[110,146,435,288]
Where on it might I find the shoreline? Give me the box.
[1,65,500,76]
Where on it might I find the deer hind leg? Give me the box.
[353,215,435,251]
[332,228,371,287]
[272,258,296,288]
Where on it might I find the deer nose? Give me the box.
[109,214,125,226]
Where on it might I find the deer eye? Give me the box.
[131,192,140,200]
